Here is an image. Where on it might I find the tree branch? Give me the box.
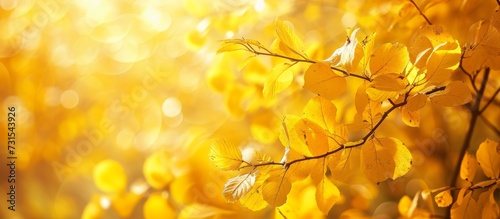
[446,67,490,218]
[409,0,433,25]
[479,87,500,114]
[480,114,500,136]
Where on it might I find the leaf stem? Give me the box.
[409,0,433,25]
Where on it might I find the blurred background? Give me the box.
[0,0,498,218]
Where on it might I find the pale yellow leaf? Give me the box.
[315,178,340,215]
[434,190,453,207]
[401,106,420,127]
[406,93,427,111]
[240,181,268,211]
[325,28,364,72]
[429,81,472,107]
[460,152,477,182]
[263,63,294,98]
[275,18,305,57]
[361,137,412,184]
[370,43,409,76]
[476,138,500,179]
[223,173,256,203]
[209,139,243,170]
[262,174,292,207]
[303,62,347,100]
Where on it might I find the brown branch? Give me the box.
[459,48,478,92]
[446,67,490,218]
[409,0,433,25]
[479,87,500,114]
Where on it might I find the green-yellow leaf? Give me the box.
[209,139,243,170]
[303,62,347,100]
[361,137,412,184]
[263,63,294,98]
[429,81,472,107]
[315,178,340,215]
[223,173,256,203]
[476,138,500,179]
[262,174,291,207]
[369,43,409,76]
[460,151,477,182]
[275,18,305,57]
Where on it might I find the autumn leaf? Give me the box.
[294,118,329,156]
[280,115,313,156]
[303,96,337,132]
[275,18,305,58]
[263,63,295,98]
[424,40,461,83]
[369,43,409,76]
[451,190,480,219]
[460,152,477,182]
[315,178,340,215]
[476,184,499,219]
[223,173,256,203]
[476,139,500,179]
[262,174,292,207]
[324,28,364,72]
[401,106,420,127]
[361,137,412,184]
[429,81,472,107]
[209,139,243,171]
[303,62,347,100]
[434,190,452,207]
[284,149,320,182]
[239,181,267,211]
[366,73,407,101]
[406,93,427,111]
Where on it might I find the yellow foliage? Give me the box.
[93,160,127,193]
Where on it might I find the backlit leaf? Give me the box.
[263,63,295,98]
[209,139,243,171]
[294,118,329,156]
[476,138,500,179]
[424,40,461,83]
[275,18,305,58]
[262,174,292,207]
[315,178,340,215]
[303,62,347,100]
[451,190,480,219]
[361,137,412,183]
[280,115,312,156]
[303,96,337,132]
[429,81,472,107]
[476,184,499,219]
[366,73,406,101]
[223,173,256,203]
[401,106,420,127]
[460,152,477,182]
[240,180,268,211]
[434,190,452,207]
[325,28,364,72]
[284,149,320,182]
[369,43,409,76]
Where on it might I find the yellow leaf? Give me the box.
[424,40,461,83]
[143,151,173,189]
[429,81,472,107]
[361,137,412,183]
[262,174,292,207]
[82,198,104,219]
[401,106,420,127]
[93,159,127,193]
[460,151,477,182]
[327,148,356,182]
[362,100,382,126]
[359,32,377,73]
[279,115,312,156]
[209,139,243,170]
[325,28,364,72]
[366,73,406,101]
[315,178,340,215]
[303,62,347,100]
[223,173,256,203]
[275,18,305,57]
[398,195,412,217]
[406,93,427,111]
[217,39,265,54]
[369,43,409,76]
[263,63,295,98]
[416,25,455,48]
[451,190,480,219]
[143,193,176,219]
[355,83,370,114]
[284,149,320,182]
[179,204,232,219]
[111,192,141,218]
[294,118,329,156]
[303,96,337,132]
[240,181,268,211]
[476,184,499,219]
[476,138,500,179]
[434,190,453,207]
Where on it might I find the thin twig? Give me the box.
[409,0,433,25]
[459,48,478,92]
[479,87,500,114]
[480,114,500,136]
